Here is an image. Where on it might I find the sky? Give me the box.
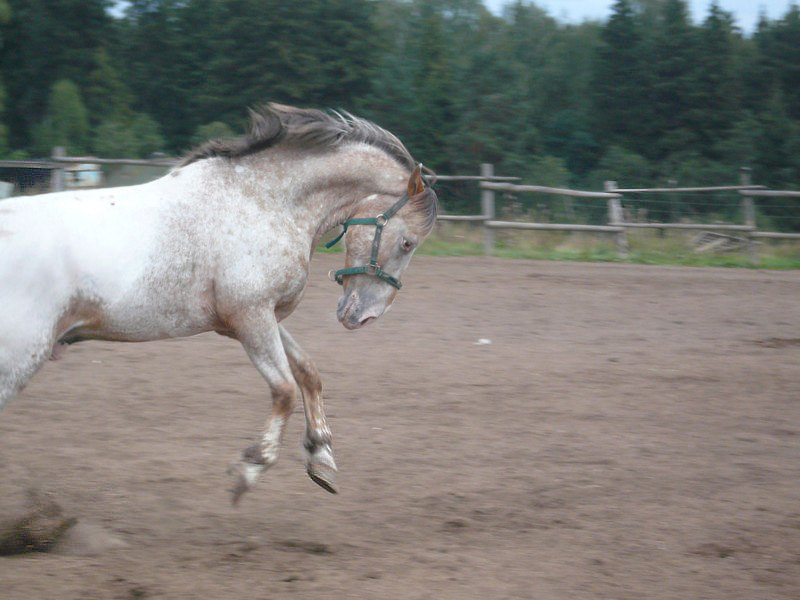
[484,0,797,32]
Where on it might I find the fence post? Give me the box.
[50,146,66,193]
[481,163,495,256]
[605,180,629,257]
[740,167,757,262]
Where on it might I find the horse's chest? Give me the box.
[270,259,309,320]
[216,246,309,318]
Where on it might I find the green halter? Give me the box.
[325,192,410,290]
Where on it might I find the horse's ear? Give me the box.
[407,164,425,197]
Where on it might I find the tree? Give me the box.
[588,145,652,189]
[191,121,235,147]
[116,0,191,150]
[446,6,537,175]
[32,79,89,155]
[692,2,740,157]
[406,1,458,169]
[753,88,796,187]
[0,0,10,156]
[755,5,800,120]
[0,0,113,149]
[590,0,650,155]
[85,48,134,126]
[93,112,164,158]
[643,0,698,158]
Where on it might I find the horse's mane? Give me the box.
[181,103,437,232]
[180,103,416,172]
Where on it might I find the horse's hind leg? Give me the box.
[279,325,337,494]
[0,333,52,410]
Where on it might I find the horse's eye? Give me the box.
[401,238,415,252]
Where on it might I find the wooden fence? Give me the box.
[436,164,798,258]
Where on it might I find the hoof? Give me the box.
[227,460,263,506]
[305,443,338,494]
[307,463,338,494]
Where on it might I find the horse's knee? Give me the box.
[292,357,321,395]
[270,381,297,414]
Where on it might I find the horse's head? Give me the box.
[331,164,437,330]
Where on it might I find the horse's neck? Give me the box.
[238,146,407,248]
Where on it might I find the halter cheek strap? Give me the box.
[324,192,410,289]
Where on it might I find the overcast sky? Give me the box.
[484,0,797,32]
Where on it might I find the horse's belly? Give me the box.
[92,293,216,341]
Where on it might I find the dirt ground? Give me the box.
[1,255,798,599]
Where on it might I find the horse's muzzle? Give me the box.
[336,291,383,330]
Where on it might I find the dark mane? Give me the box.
[180,103,416,171]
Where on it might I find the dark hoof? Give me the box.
[307,464,338,494]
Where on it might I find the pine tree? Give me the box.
[760,5,800,120]
[643,0,699,159]
[448,19,536,177]
[409,1,457,169]
[591,0,648,154]
[692,2,740,157]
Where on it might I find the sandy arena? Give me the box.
[1,254,798,599]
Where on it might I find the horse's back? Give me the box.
[2,185,162,286]
[0,193,73,310]
[0,186,169,340]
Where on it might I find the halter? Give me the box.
[324,192,410,289]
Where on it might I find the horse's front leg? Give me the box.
[279,325,338,494]
[228,309,299,505]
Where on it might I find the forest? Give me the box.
[1,0,799,214]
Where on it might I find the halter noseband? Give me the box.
[324,192,410,290]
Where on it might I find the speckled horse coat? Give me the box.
[0,104,437,503]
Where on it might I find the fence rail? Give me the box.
[433,175,520,182]
[616,185,765,193]
[486,221,625,233]
[436,214,488,222]
[481,181,619,199]
[611,223,754,231]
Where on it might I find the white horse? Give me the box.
[0,104,437,503]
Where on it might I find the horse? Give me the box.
[0,103,438,504]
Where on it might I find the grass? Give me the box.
[417,222,800,269]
